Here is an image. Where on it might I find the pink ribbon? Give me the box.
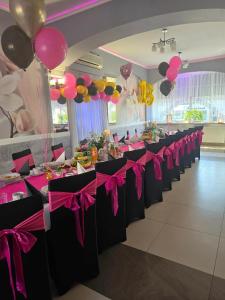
[146,148,165,181]
[197,130,204,145]
[174,142,181,167]
[49,180,96,247]
[0,210,44,300]
[126,154,146,200]
[164,144,174,170]
[96,167,126,216]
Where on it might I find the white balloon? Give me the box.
[0,93,23,111]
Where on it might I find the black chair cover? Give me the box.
[95,158,127,253]
[159,138,172,191]
[0,196,52,300]
[12,149,35,175]
[123,149,146,226]
[144,142,164,208]
[47,172,99,295]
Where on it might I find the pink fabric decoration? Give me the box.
[96,166,126,216]
[52,147,64,161]
[146,148,165,181]
[126,153,146,200]
[164,144,175,170]
[0,210,45,300]
[49,179,96,247]
[34,27,68,70]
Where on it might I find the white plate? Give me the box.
[0,173,21,183]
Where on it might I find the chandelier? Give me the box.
[152,28,176,53]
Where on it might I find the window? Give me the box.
[51,101,69,132]
[149,72,225,123]
[108,102,117,124]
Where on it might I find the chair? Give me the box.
[167,135,181,182]
[194,126,203,160]
[144,142,164,208]
[159,138,172,191]
[123,149,146,226]
[0,195,52,300]
[12,149,35,175]
[95,158,127,253]
[51,143,65,161]
[47,172,99,295]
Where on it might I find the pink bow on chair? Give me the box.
[126,153,146,200]
[0,210,44,300]
[164,145,174,170]
[97,167,126,216]
[146,148,165,181]
[49,180,96,247]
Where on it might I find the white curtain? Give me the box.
[148,71,225,122]
[75,100,108,141]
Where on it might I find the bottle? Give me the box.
[91,146,98,164]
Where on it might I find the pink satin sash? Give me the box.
[13,154,35,173]
[0,210,44,300]
[126,153,146,200]
[146,147,165,181]
[49,179,96,247]
[174,142,181,167]
[179,138,186,157]
[96,166,126,216]
[131,141,145,150]
[197,130,204,145]
[52,147,64,161]
[164,144,174,170]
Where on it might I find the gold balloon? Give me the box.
[60,88,65,97]
[77,85,86,95]
[83,87,88,97]
[95,80,105,92]
[9,0,46,38]
[113,90,120,98]
[106,81,116,89]
[83,95,91,103]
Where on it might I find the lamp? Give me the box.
[152,28,177,53]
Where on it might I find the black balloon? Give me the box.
[74,94,83,103]
[158,62,169,77]
[1,25,34,69]
[88,84,98,96]
[105,86,114,96]
[160,80,172,96]
[76,78,85,86]
[57,96,66,104]
[116,85,122,93]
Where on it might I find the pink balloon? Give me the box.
[64,86,77,100]
[166,67,178,82]
[64,72,76,87]
[92,93,100,101]
[82,74,92,87]
[99,92,106,100]
[34,27,68,70]
[111,97,119,104]
[169,56,182,70]
[104,95,112,102]
[50,88,60,100]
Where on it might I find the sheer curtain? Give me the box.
[148,71,225,122]
[75,100,107,141]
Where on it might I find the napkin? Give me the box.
[77,162,86,174]
[56,151,65,163]
[19,160,30,176]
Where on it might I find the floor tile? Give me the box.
[209,276,225,300]
[148,224,219,274]
[166,205,223,236]
[54,284,110,300]
[220,218,225,238]
[86,244,212,300]
[123,218,164,251]
[214,238,225,280]
[145,201,177,223]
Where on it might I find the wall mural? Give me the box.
[0,54,51,139]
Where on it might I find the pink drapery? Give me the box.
[0,210,44,300]
[96,166,126,216]
[126,153,146,200]
[49,179,96,247]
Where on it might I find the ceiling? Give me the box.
[0,0,111,23]
[101,22,225,69]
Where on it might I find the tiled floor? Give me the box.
[58,152,225,299]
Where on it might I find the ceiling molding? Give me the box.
[0,0,111,23]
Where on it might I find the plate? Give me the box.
[0,173,21,183]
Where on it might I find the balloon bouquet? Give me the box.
[138,80,155,106]
[50,73,123,105]
[1,0,68,71]
[158,56,182,96]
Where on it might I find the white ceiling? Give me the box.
[101,22,225,68]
